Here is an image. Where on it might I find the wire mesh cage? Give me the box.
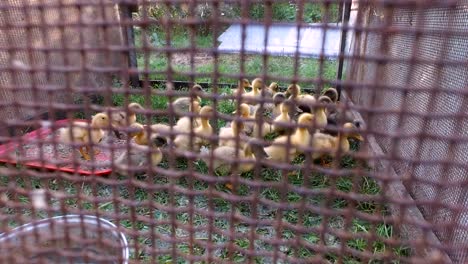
[0,0,466,263]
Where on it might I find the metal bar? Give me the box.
[119,3,140,88]
[336,0,352,101]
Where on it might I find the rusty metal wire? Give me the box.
[0,0,466,263]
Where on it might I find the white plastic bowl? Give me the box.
[0,215,129,263]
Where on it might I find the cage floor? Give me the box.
[0,119,128,176]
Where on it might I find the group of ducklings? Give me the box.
[58,78,364,178]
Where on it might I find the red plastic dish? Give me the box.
[0,119,112,176]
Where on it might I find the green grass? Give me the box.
[134,26,338,88]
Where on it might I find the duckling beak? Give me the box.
[232,110,237,114]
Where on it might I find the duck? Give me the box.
[219,120,250,148]
[310,95,330,131]
[174,105,215,152]
[173,100,202,133]
[201,139,269,175]
[232,78,252,98]
[272,100,294,134]
[110,102,144,139]
[58,113,110,160]
[252,107,273,139]
[242,78,266,104]
[268,82,279,95]
[285,84,318,115]
[310,122,364,164]
[270,92,287,119]
[114,134,167,172]
[231,103,255,135]
[169,84,204,116]
[322,87,339,103]
[320,88,359,136]
[264,113,315,162]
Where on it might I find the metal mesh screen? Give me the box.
[347,0,468,262]
[0,0,466,263]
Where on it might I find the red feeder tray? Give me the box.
[0,119,116,176]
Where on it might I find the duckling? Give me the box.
[249,91,286,122]
[232,78,252,98]
[284,84,315,116]
[128,122,173,146]
[174,106,215,152]
[310,122,364,165]
[114,135,167,172]
[169,84,204,116]
[219,120,248,148]
[310,95,330,131]
[252,107,273,138]
[173,100,202,133]
[231,103,255,135]
[271,92,287,119]
[322,87,338,103]
[242,78,266,104]
[58,113,110,160]
[267,82,279,95]
[110,102,144,139]
[272,100,294,134]
[201,139,269,175]
[264,113,315,162]
[320,88,358,136]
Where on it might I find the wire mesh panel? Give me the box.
[347,0,468,262]
[0,0,466,263]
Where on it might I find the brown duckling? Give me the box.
[252,107,274,139]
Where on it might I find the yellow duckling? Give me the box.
[310,122,364,164]
[242,78,265,104]
[174,105,215,152]
[264,113,315,162]
[285,84,317,114]
[219,120,248,148]
[310,95,330,131]
[232,78,252,98]
[232,103,255,135]
[169,84,204,115]
[272,100,294,134]
[201,139,269,174]
[58,113,110,160]
[114,134,167,172]
[110,102,144,139]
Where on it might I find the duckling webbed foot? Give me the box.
[78,147,91,161]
